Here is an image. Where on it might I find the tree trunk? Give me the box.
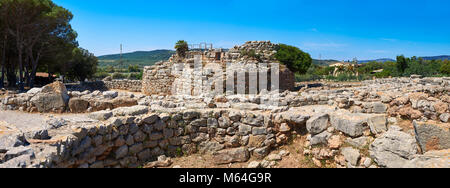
[18,49,24,92]
[0,36,5,89]
[28,49,41,89]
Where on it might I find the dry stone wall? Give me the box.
[67,79,142,92]
[103,80,142,92]
[2,103,448,168]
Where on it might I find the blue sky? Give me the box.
[53,0,450,60]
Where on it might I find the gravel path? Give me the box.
[0,110,92,134]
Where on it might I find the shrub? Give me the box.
[127,72,142,80]
[175,40,189,58]
[440,60,450,75]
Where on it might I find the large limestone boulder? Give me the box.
[111,97,138,108]
[30,81,69,113]
[370,129,418,168]
[212,147,250,164]
[413,121,450,152]
[404,149,450,168]
[330,111,369,137]
[112,106,149,116]
[89,100,114,111]
[306,114,329,135]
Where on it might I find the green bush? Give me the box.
[175,40,189,58]
[295,74,322,82]
[127,72,142,80]
[275,44,312,74]
[440,60,450,75]
[128,65,140,73]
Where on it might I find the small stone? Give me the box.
[312,158,322,167]
[266,153,282,161]
[115,145,128,159]
[363,158,372,168]
[341,147,360,166]
[88,110,113,121]
[248,161,261,168]
[328,135,342,149]
[279,123,291,133]
[439,113,450,123]
[279,150,290,157]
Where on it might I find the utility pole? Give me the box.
[119,44,123,68]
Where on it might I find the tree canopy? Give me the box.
[0,0,97,90]
[396,55,409,74]
[175,40,189,58]
[275,44,312,74]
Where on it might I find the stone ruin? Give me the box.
[0,41,449,169]
[142,41,295,96]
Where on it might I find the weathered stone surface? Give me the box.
[238,123,252,136]
[89,100,114,111]
[3,146,35,162]
[252,127,267,135]
[115,145,128,159]
[26,88,42,95]
[372,102,388,113]
[433,102,449,114]
[330,112,369,137]
[88,110,113,121]
[346,136,370,149]
[328,135,342,149]
[103,91,118,99]
[404,149,450,168]
[341,147,360,166]
[0,134,25,152]
[370,130,418,168]
[198,141,224,155]
[306,114,329,135]
[113,106,149,116]
[253,146,270,159]
[30,93,67,113]
[440,113,450,123]
[68,98,89,113]
[0,154,32,168]
[398,107,423,119]
[212,147,250,164]
[266,153,282,161]
[367,115,388,135]
[310,131,332,145]
[30,81,69,113]
[413,121,450,152]
[111,97,138,108]
[247,161,261,168]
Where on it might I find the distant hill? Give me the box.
[359,58,395,63]
[420,55,450,61]
[97,50,449,69]
[359,56,450,63]
[97,50,175,68]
